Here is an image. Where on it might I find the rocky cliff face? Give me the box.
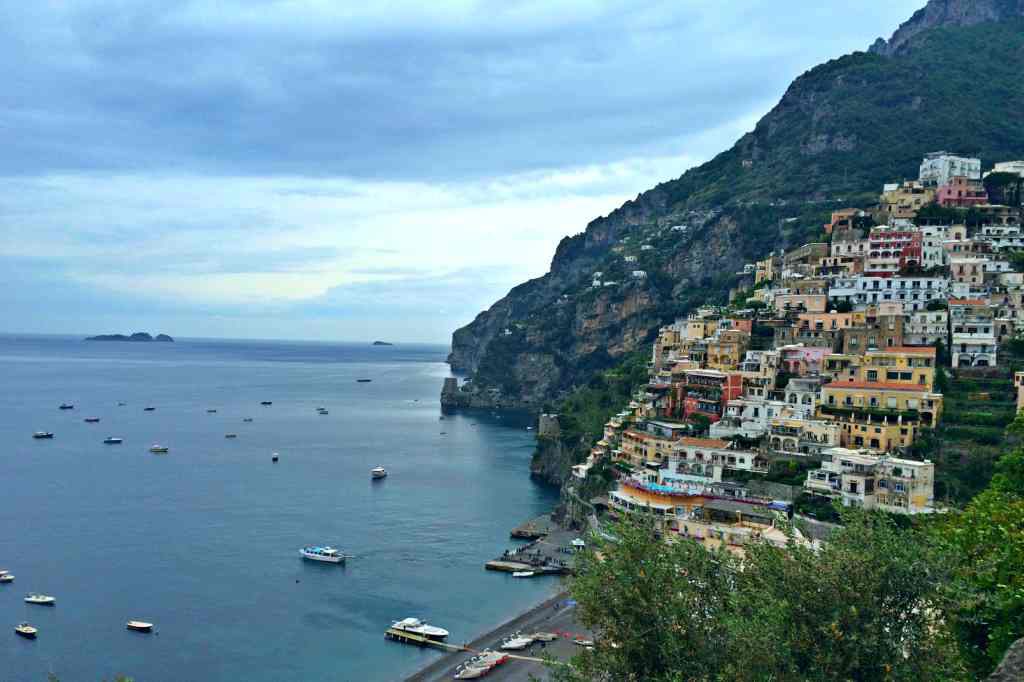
[871,0,1024,56]
[446,8,1024,411]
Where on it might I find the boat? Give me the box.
[0,574,13,584]
[391,617,449,640]
[143,407,156,412]
[117,401,127,406]
[15,623,37,639]
[149,444,169,454]
[225,433,237,439]
[573,638,595,648]
[299,546,345,563]
[84,417,101,423]
[24,594,55,606]
[207,409,217,414]
[103,437,124,444]
[512,571,535,578]
[356,379,372,383]
[243,418,253,422]
[260,401,273,406]
[529,632,559,642]
[371,466,388,480]
[454,651,508,679]
[126,620,154,632]
[318,409,329,415]
[272,453,279,462]
[59,403,74,410]
[500,633,534,651]
[32,432,54,439]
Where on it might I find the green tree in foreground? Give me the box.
[554,512,966,682]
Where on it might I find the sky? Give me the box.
[0,1,924,343]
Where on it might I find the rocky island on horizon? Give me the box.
[372,340,394,346]
[85,332,174,342]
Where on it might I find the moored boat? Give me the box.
[59,403,74,410]
[126,620,154,632]
[149,444,169,454]
[104,437,123,444]
[225,433,237,439]
[500,633,534,650]
[391,617,449,640]
[260,401,273,406]
[512,571,535,578]
[371,466,388,480]
[32,432,54,439]
[15,623,37,639]
[143,407,156,412]
[24,594,55,606]
[207,409,217,413]
[243,418,253,422]
[453,650,508,679]
[300,546,344,563]
[84,417,101,423]
[0,574,13,584]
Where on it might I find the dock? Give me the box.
[385,628,465,651]
[510,515,556,540]
[487,526,581,576]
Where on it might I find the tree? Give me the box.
[553,511,966,681]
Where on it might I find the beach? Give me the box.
[405,589,589,682]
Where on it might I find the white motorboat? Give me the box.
[15,623,37,639]
[529,631,559,642]
[126,620,154,632]
[371,466,388,480]
[500,633,534,650]
[0,574,13,584]
[299,546,345,564]
[24,594,55,606]
[32,432,54,439]
[512,571,535,578]
[104,437,123,444]
[454,650,508,679]
[149,444,169,453]
[391,617,449,640]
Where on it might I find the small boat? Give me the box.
[126,620,154,632]
[103,437,124,444]
[260,401,273,406]
[318,409,329,415]
[356,379,372,383]
[272,453,279,462]
[24,594,55,606]
[15,623,37,639]
[500,633,534,650]
[117,402,127,406]
[529,632,559,642]
[243,418,253,422]
[454,650,508,679]
[207,409,217,414]
[574,638,595,648]
[371,466,388,480]
[32,432,54,439]
[84,417,101,423]
[391,617,449,640]
[512,571,535,578]
[59,403,74,410]
[0,574,13,584]
[300,546,345,563]
[225,433,237,439]
[143,407,156,412]
[149,445,169,454]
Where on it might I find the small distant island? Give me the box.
[85,332,175,343]
[372,340,394,346]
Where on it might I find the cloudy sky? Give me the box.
[1,1,922,343]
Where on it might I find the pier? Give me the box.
[385,628,466,651]
[487,524,581,576]
[509,514,556,540]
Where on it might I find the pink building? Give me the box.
[780,345,832,376]
[937,176,988,208]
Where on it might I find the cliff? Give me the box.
[446,4,1024,411]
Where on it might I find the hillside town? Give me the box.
[565,152,1024,553]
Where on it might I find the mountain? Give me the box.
[85,332,174,342]
[445,1,1024,411]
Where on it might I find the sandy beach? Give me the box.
[404,590,590,682]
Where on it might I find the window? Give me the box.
[887,397,898,409]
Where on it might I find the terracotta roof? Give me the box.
[824,381,929,392]
[678,437,730,449]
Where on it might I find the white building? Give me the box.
[919,225,950,268]
[709,397,788,439]
[949,298,997,368]
[978,225,1024,252]
[919,152,981,187]
[904,310,949,346]
[828,276,948,312]
[987,160,1024,177]
[804,448,936,514]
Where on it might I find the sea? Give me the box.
[0,335,560,682]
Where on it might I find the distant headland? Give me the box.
[372,340,393,346]
[85,332,175,343]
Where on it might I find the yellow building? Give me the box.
[879,181,935,221]
[619,429,678,466]
[833,413,918,452]
[706,330,750,371]
[858,347,936,391]
[821,380,943,428]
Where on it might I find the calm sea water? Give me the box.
[0,335,559,682]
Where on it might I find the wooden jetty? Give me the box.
[385,628,465,651]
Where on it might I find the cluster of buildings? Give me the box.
[567,153,1024,553]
